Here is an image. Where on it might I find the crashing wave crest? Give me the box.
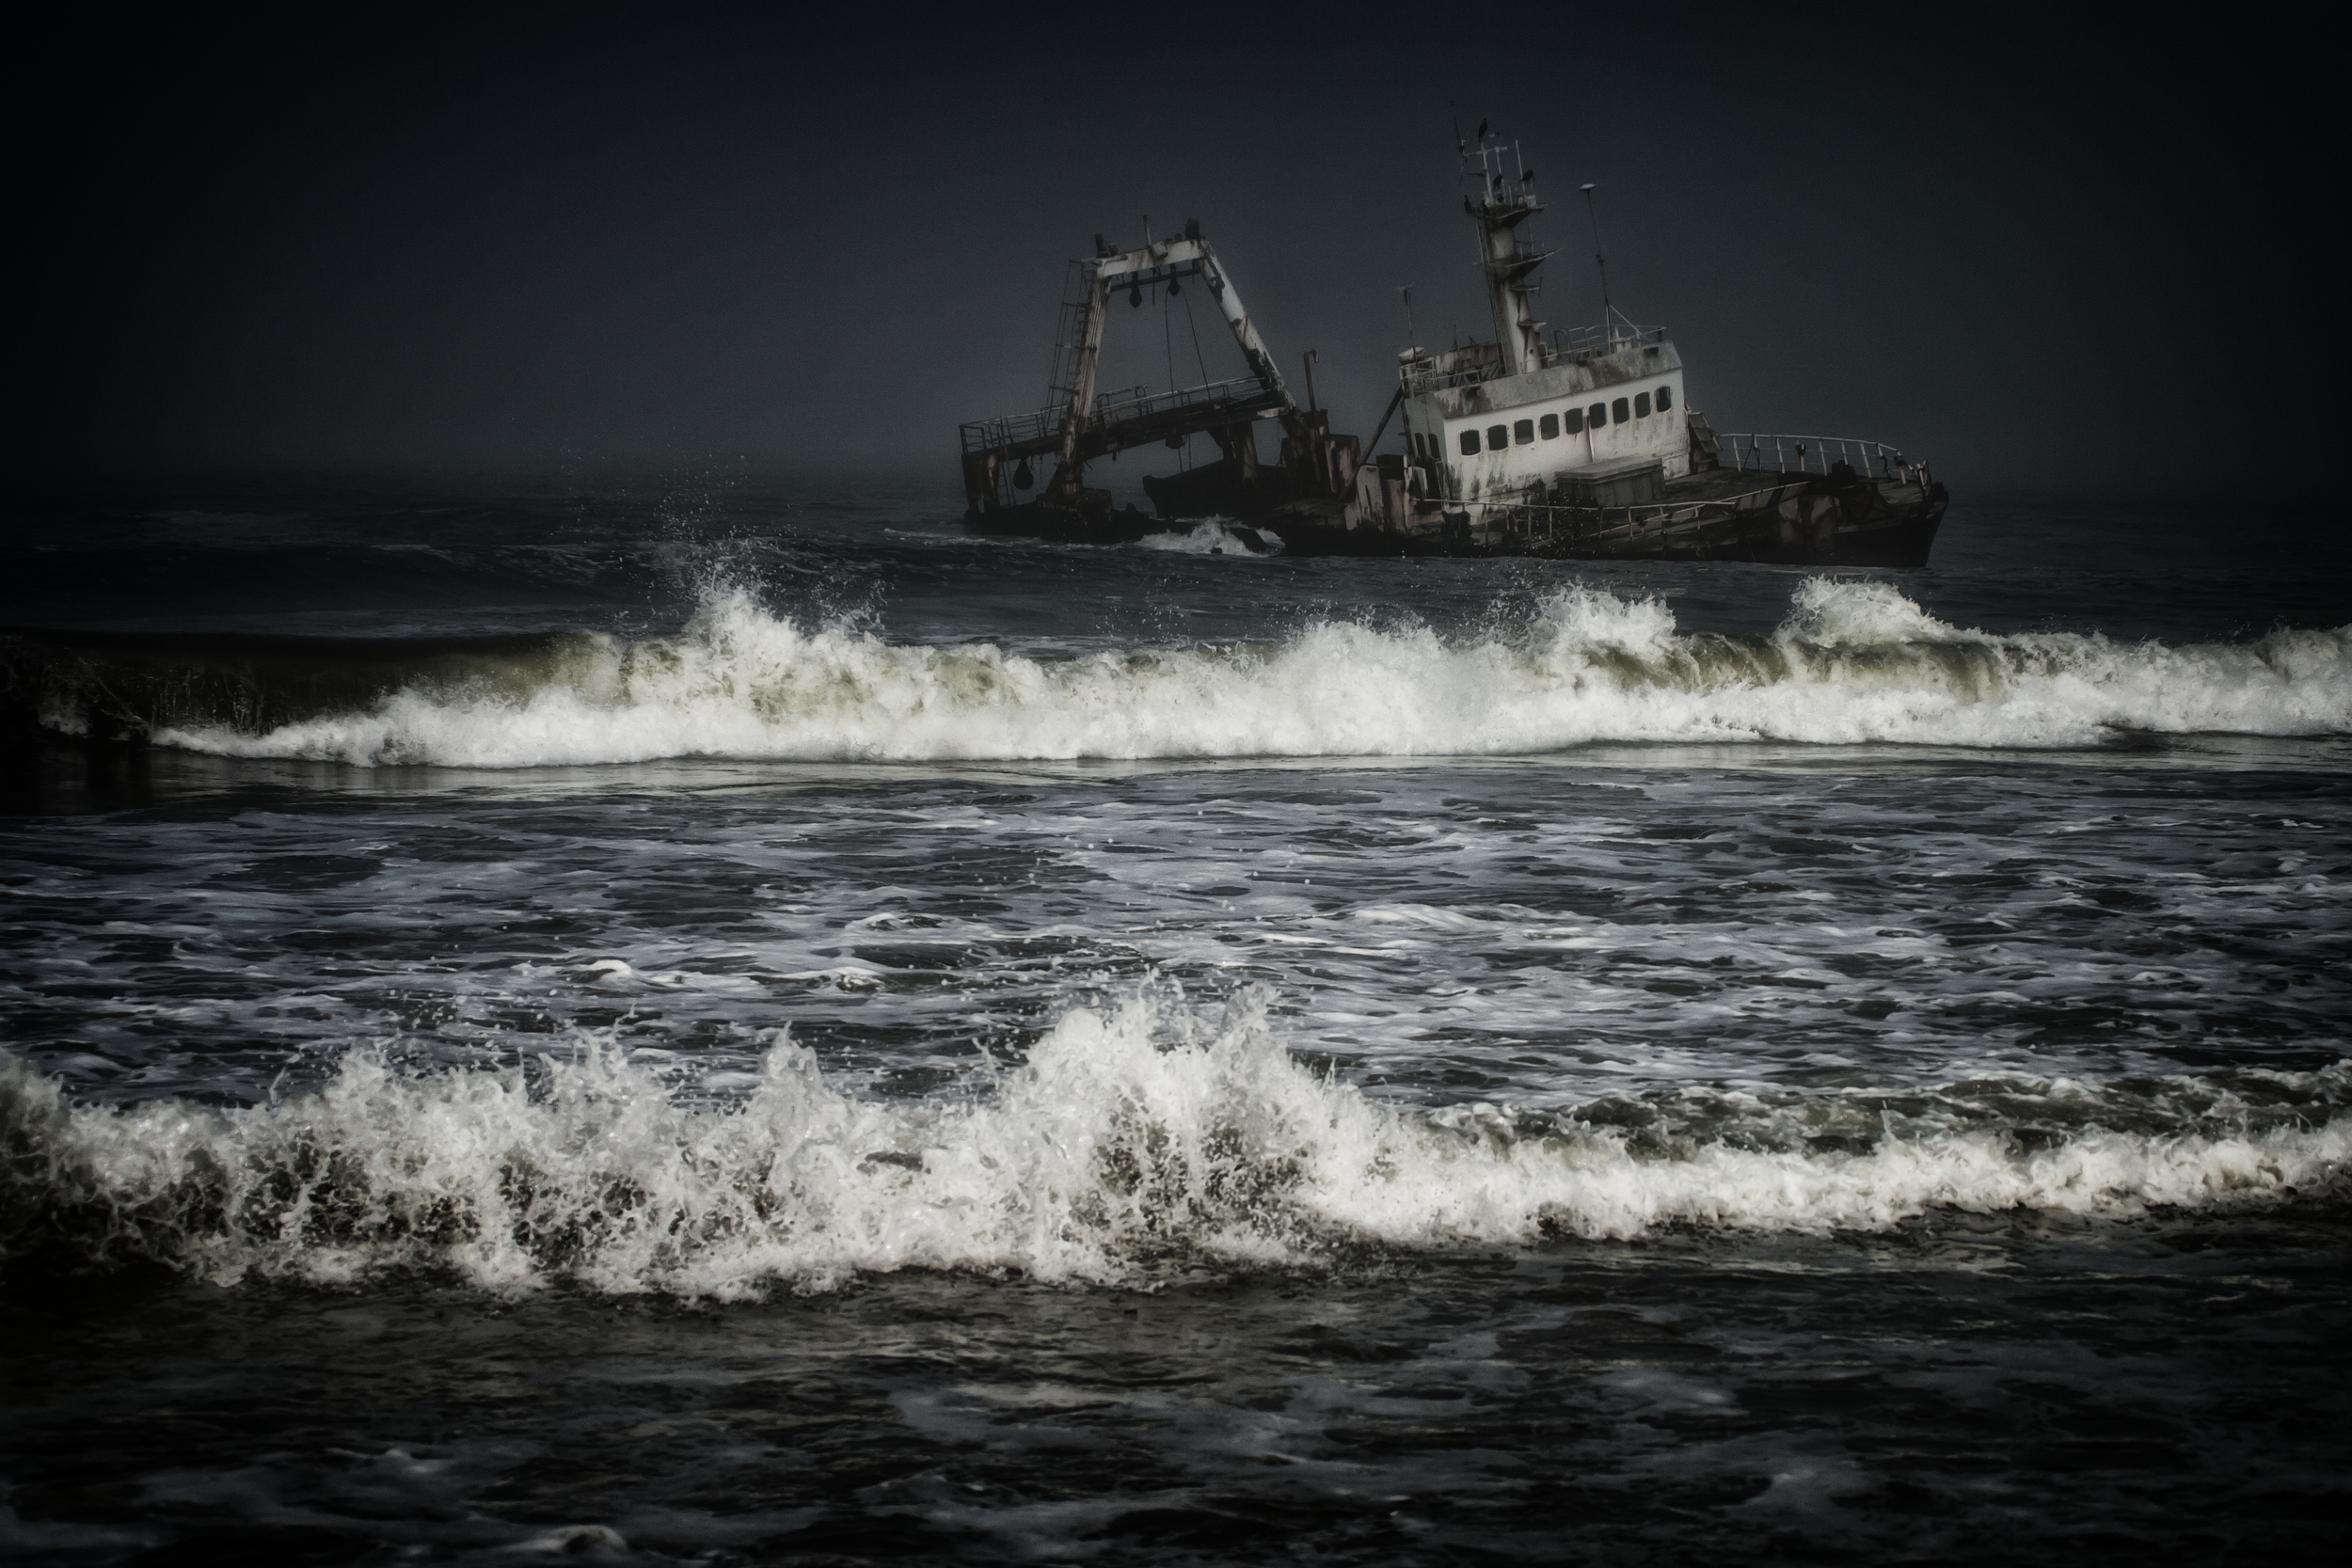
[122,579,2351,767]
[4,991,2342,1298]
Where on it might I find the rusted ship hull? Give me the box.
[1259,462,1947,565]
[962,476,1944,567]
[1502,504,1943,566]
[1264,509,1944,563]
[973,444,1947,567]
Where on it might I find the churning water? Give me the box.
[3,477,2347,1562]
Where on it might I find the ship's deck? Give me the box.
[1660,460,1812,504]
[961,378,1288,467]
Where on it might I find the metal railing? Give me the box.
[1402,362,1497,395]
[1477,477,1813,546]
[1541,324,1668,365]
[1716,434,1925,484]
[960,405,1061,454]
[961,375,1280,455]
[1400,343,1503,395]
[1399,325,1668,394]
[1088,377,1270,423]
[1470,442,1935,546]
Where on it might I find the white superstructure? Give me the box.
[1391,136,1692,510]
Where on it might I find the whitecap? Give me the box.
[145,578,2352,767]
[4,991,2341,1299]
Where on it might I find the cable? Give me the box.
[1182,288,1211,387]
[1160,283,1185,469]
[1162,282,1176,392]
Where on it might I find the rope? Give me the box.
[1161,282,1176,394]
[1181,288,1211,386]
[1160,284,1184,468]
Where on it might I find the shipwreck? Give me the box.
[958,132,1946,564]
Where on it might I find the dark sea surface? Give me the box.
[3,476,2349,1564]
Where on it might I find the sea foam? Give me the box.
[146,580,2352,768]
[4,991,2342,1298]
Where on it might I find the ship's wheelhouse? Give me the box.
[1398,337,1690,503]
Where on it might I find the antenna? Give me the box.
[1580,182,1613,342]
[1398,284,1417,343]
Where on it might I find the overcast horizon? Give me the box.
[8,5,2333,497]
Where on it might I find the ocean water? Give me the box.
[3,476,2348,1563]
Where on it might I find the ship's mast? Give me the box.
[1579,182,1622,350]
[1462,128,1550,376]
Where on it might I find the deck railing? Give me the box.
[1399,347,1503,396]
[1473,448,1933,546]
[1541,324,1668,364]
[960,405,1060,454]
[1476,477,1808,545]
[1716,434,1926,484]
[1088,376,1270,424]
[1399,325,1668,394]
[961,375,1279,455]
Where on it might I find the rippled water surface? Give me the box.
[3,476,2348,1562]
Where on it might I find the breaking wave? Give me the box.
[12,579,2349,766]
[4,991,2344,1298]
[1135,518,1279,556]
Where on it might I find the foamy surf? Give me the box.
[4,991,2342,1298]
[1136,518,1278,556]
[132,580,2350,768]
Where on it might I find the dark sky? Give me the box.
[8,4,2333,492]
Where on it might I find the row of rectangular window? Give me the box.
[1438,384,1674,456]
